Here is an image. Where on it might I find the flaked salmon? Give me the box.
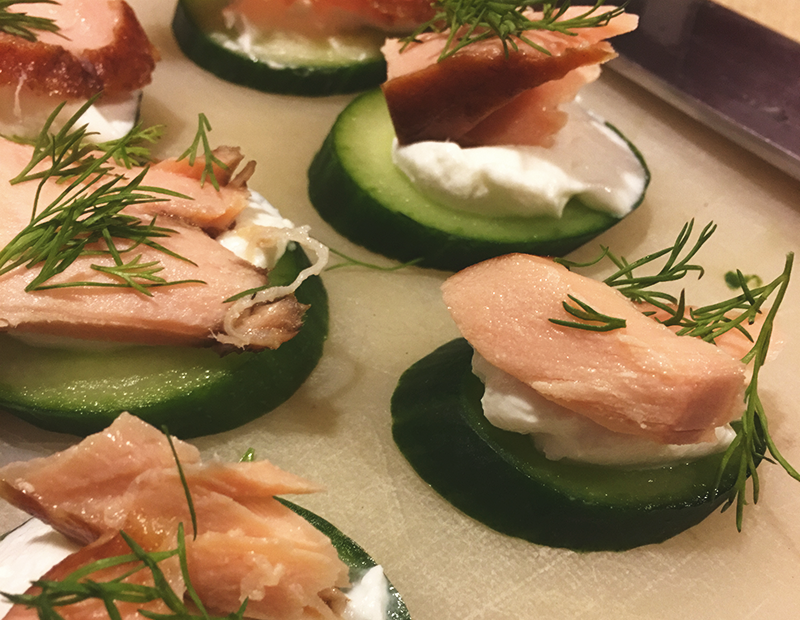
[0,137,306,350]
[381,6,637,146]
[0,0,157,99]
[3,532,183,620]
[442,254,747,445]
[0,413,350,620]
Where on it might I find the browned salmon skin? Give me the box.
[0,0,157,100]
[381,6,638,146]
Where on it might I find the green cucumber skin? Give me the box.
[391,339,744,552]
[172,0,386,96]
[308,90,650,272]
[0,248,328,439]
[280,499,412,620]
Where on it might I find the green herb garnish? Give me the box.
[95,123,165,169]
[404,0,627,61]
[164,427,198,540]
[718,254,797,529]
[0,103,208,295]
[9,99,108,185]
[0,0,60,42]
[177,114,228,191]
[552,222,785,346]
[553,221,797,529]
[0,524,246,620]
[725,270,762,290]
[325,248,423,272]
[549,294,627,332]
[7,99,164,174]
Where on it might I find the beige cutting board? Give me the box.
[2,2,800,619]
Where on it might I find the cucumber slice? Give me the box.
[391,338,748,551]
[308,89,650,272]
[1,506,411,620]
[0,246,328,439]
[172,0,387,96]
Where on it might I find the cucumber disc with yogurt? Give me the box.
[0,246,327,439]
[172,0,387,96]
[308,89,650,272]
[391,338,749,552]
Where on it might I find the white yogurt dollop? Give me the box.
[392,103,646,219]
[473,352,736,467]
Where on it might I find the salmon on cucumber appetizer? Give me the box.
[0,105,329,438]
[391,222,798,550]
[172,0,434,95]
[0,0,158,141]
[0,413,411,620]
[308,1,649,271]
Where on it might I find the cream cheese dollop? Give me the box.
[473,351,736,467]
[392,103,646,219]
[217,190,295,269]
[0,87,141,143]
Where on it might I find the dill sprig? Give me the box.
[554,221,796,529]
[0,103,208,295]
[177,114,227,191]
[95,123,165,169]
[0,524,247,620]
[555,221,787,346]
[549,294,627,332]
[725,270,762,290]
[404,0,627,61]
[325,248,423,272]
[0,0,60,42]
[717,254,797,530]
[8,99,164,182]
[164,428,198,541]
[9,99,106,185]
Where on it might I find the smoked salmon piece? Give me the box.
[442,254,747,445]
[381,6,637,146]
[0,414,350,620]
[0,137,306,350]
[459,65,601,148]
[0,0,157,99]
